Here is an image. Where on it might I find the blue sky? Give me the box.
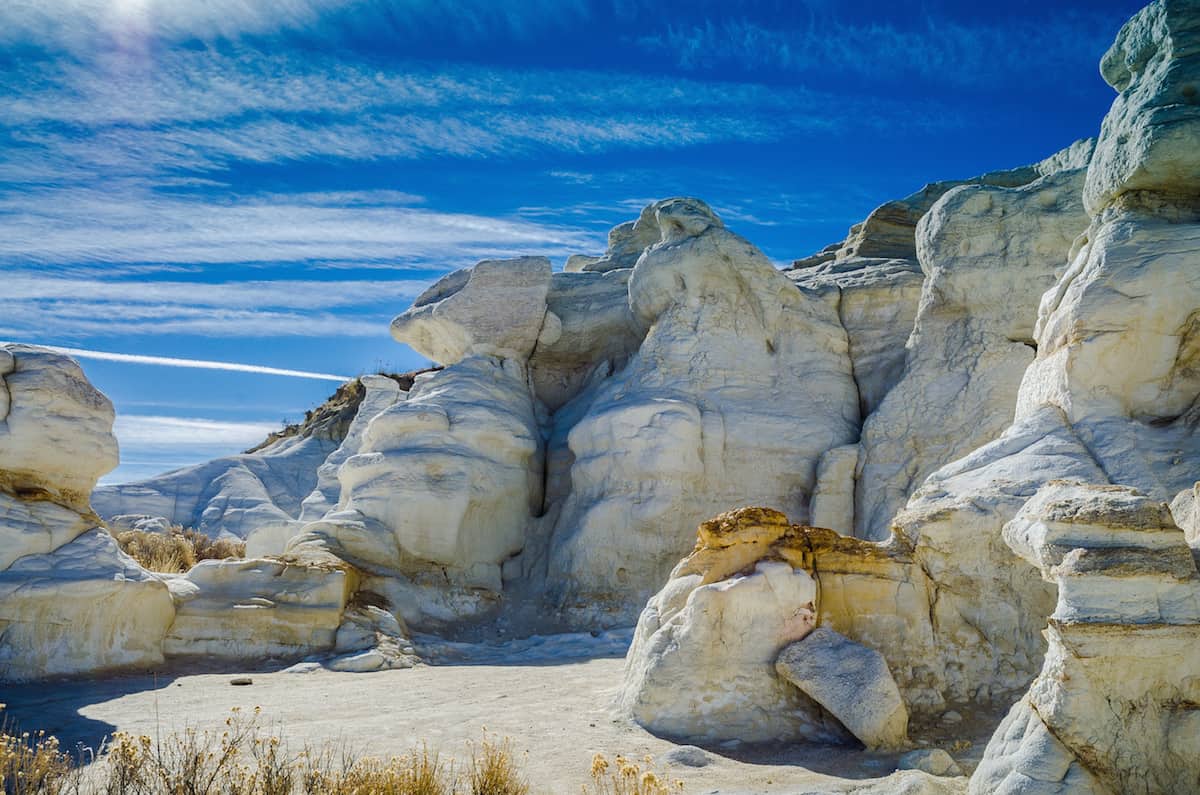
[0,0,1144,484]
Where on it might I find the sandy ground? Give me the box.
[1,635,993,794]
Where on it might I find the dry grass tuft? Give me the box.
[0,705,81,795]
[585,753,684,795]
[300,744,451,795]
[115,526,245,573]
[6,705,677,795]
[468,736,528,795]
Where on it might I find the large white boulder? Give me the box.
[620,507,923,744]
[548,198,860,622]
[390,256,552,366]
[620,556,843,744]
[0,344,118,508]
[0,345,175,682]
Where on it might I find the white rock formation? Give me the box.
[164,553,354,661]
[0,344,175,681]
[855,167,1091,540]
[972,482,1200,794]
[289,356,542,624]
[620,507,916,745]
[389,256,552,366]
[775,627,909,751]
[619,509,846,743]
[548,198,861,621]
[0,344,119,508]
[1084,0,1200,216]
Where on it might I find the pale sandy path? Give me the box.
[1,643,986,794]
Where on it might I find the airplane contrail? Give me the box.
[3,343,352,382]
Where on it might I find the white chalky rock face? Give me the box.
[620,560,848,744]
[92,433,339,550]
[288,375,408,535]
[775,627,909,751]
[1084,0,1200,215]
[888,407,1107,708]
[165,554,353,660]
[528,269,644,411]
[0,344,118,507]
[0,529,175,680]
[390,256,552,366]
[855,168,1090,540]
[301,357,541,593]
[789,258,925,418]
[972,482,1200,795]
[548,198,860,621]
[0,345,175,682]
[1015,216,1200,504]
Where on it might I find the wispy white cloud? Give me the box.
[0,303,388,339]
[0,188,599,268]
[0,0,589,53]
[112,414,281,448]
[635,12,1118,90]
[22,345,353,381]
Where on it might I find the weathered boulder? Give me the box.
[549,199,860,623]
[775,627,909,751]
[163,552,354,661]
[390,256,552,366]
[620,508,921,743]
[619,547,842,743]
[0,344,118,509]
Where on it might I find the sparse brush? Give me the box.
[468,736,528,795]
[7,704,632,795]
[300,744,452,795]
[115,527,245,574]
[585,753,684,795]
[0,705,81,795]
[181,528,246,563]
